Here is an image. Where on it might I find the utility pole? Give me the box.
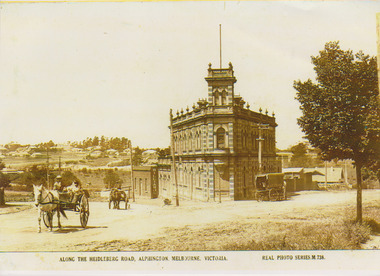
[58,156,62,176]
[129,141,135,202]
[219,172,222,203]
[256,123,269,174]
[344,159,349,189]
[324,161,328,190]
[46,148,50,189]
[170,109,179,207]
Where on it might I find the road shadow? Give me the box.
[53,225,107,234]
[1,203,27,208]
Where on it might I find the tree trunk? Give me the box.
[0,187,5,206]
[356,164,362,223]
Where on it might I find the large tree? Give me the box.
[103,170,123,189]
[289,142,312,168]
[294,41,380,223]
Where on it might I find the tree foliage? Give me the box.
[103,170,123,189]
[289,143,312,168]
[72,136,130,152]
[294,42,379,167]
[0,172,11,189]
[294,41,380,222]
[132,147,143,166]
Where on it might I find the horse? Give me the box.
[33,184,67,232]
[109,188,128,209]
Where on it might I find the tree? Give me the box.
[0,172,11,205]
[103,170,122,189]
[294,41,380,223]
[132,147,143,166]
[156,147,171,158]
[289,142,312,168]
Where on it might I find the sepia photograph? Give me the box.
[0,0,379,274]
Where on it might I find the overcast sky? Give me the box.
[0,1,378,149]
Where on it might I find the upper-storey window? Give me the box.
[216,127,226,149]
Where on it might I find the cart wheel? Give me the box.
[269,189,279,201]
[79,195,89,228]
[256,191,264,202]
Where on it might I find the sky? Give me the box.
[0,1,378,150]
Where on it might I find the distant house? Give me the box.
[276,151,293,168]
[313,167,346,189]
[31,152,43,158]
[283,167,323,192]
[89,151,102,158]
[106,149,119,156]
[132,166,159,199]
[70,147,83,153]
[12,152,30,157]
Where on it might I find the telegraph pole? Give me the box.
[46,148,50,189]
[170,109,179,207]
[129,141,135,202]
[58,156,62,175]
[256,124,269,174]
[324,161,328,190]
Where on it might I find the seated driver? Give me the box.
[65,181,81,202]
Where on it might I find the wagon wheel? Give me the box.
[269,189,279,201]
[256,191,264,202]
[79,195,89,228]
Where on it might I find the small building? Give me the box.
[31,152,43,158]
[132,166,159,199]
[283,167,322,192]
[106,149,119,156]
[312,167,345,189]
[276,151,293,168]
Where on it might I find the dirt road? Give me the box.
[1,190,379,251]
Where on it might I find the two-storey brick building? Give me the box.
[158,62,281,201]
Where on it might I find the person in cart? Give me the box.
[51,175,63,199]
[65,180,82,203]
[53,175,63,191]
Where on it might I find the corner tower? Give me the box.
[205,62,236,106]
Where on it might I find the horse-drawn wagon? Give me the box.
[44,189,90,228]
[109,188,130,210]
[255,173,286,201]
[33,184,90,232]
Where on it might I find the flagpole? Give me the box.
[219,24,222,69]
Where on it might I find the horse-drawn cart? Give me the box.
[109,188,129,210]
[42,189,90,228]
[255,173,286,201]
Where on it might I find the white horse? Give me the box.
[33,184,66,233]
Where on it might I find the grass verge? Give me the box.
[73,204,380,251]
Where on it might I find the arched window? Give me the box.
[198,130,202,150]
[184,134,187,152]
[221,90,227,105]
[216,127,226,149]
